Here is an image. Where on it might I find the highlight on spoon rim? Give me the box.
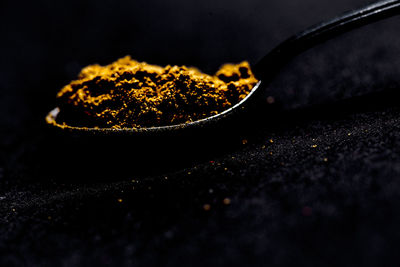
[45,81,262,135]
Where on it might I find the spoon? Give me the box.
[46,0,400,136]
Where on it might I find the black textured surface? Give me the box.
[1,0,400,266]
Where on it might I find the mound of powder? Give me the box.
[56,56,258,128]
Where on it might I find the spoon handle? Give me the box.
[254,0,400,80]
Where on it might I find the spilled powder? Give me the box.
[56,56,258,128]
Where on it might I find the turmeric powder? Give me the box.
[55,56,258,128]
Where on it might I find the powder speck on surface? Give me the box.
[55,56,258,128]
[223,198,231,205]
[203,204,211,211]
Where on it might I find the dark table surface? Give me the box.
[1,0,400,266]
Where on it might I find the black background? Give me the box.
[1,0,400,266]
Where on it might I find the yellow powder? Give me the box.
[56,56,258,128]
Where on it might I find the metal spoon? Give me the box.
[46,0,400,136]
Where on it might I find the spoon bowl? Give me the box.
[46,81,265,136]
